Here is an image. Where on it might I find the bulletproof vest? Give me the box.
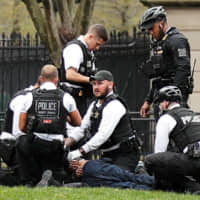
[167,107,200,152]
[60,39,96,85]
[28,88,68,135]
[3,89,31,133]
[90,94,133,149]
[152,27,188,78]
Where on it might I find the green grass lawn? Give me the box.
[0,186,199,200]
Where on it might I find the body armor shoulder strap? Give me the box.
[66,39,90,67]
[103,94,128,110]
[32,87,65,97]
[167,107,194,133]
[166,27,179,36]
[158,27,178,44]
[12,89,31,99]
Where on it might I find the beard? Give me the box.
[96,87,110,100]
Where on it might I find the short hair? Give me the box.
[88,24,108,42]
[41,64,58,81]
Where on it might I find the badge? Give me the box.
[94,111,100,119]
[79,90,83,96]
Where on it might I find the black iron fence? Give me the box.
[0,32,52,111]
[0,28,155,154]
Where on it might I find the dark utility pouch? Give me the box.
[26,115,37,134]
[120,136,138,153]
[187,142,200,158]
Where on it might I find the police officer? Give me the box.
[139,6,192,120]
[16,64,81,186]
[144,86,200,193]
[0,81,40,174]
[66,70,140,172]
[2,80,40,138]
[60,24,108,117]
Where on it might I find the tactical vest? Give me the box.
[152,27,190,79]
[3,89,31,133]
[167,107,200,152]
[90,94,133,149]
[28,88,68,135]
[60,39,96,86]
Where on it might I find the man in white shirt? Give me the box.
[144,86,200,193]
[16,64,81,186]
[60,24,108,117]
[2,82,40,139]
[66,70,140,172]
[0,81,40,177]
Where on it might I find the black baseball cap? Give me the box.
[90,70,113,81]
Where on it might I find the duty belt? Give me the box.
[100,143,121,153]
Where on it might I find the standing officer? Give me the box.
[16,64,81,186]
[60,24,108,117]
[139,6,192,120]
[144,86,200,193]
[66,70,140,172]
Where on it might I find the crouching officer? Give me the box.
[16,64,81,186]
[65,70,140,172]
[139,6,192,121]
[144,86,200,193]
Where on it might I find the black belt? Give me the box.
[33,136,63,146]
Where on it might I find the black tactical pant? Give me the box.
[16,135,66,185]
[144,152,200,192]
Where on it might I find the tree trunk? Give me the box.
[21,0,96,67]
[74,0,96,35]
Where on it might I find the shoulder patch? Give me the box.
[177,48,187,57]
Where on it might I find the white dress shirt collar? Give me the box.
[40,81,57,90]
[168,103,180,110]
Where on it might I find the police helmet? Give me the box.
[154,86,182,104]
[140,6,166,31]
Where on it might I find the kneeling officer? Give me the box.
[16,64,81,186]
[66,70,140,172]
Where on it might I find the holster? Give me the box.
[120,136,139,153]
[59,83,93,98]
[26,115,37,135]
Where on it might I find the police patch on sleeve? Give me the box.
[177,48,187,57]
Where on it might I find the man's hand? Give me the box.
[140,101,151,117]
[67,149,82,161]
[64,137,76,147]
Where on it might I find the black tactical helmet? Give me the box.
[141,6,166,31]
[154,86,182,104]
